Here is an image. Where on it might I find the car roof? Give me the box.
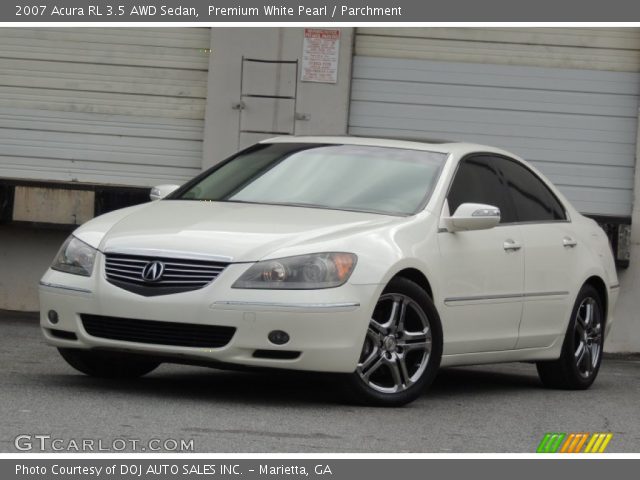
[261,135,519,159]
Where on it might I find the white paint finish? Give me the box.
[515,223,579,348]
[349,56,640,217]
[39,265,379,373]
[13,187,95,225]
[437,225,524,353]
[262,134,453,153]
[239,132,278,150]
[203,28,353,168]
[37,137,618,372]
[0,28,210,187]
[356,28,640,72]
[96,200,397,263]
[149,185,180,201]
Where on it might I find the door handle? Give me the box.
[563,237,578,248]
[503,239,522,252]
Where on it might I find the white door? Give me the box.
[490,156,580,348]
[437,155,524,354]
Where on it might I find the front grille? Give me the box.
[81,314,236,348]
[104,253,228,296]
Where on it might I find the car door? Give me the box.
[493,156,579,349]
[437,155,524,355]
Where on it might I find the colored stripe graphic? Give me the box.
[537,432,613,453]
[537,433,566,453]
[561,433,588,453]
[573,433,590,453]
[560,433,575,453]
[584,433,613,453]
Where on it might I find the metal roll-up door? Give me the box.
[0,28,211,187]
[349,28,640,219]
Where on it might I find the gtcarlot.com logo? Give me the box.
[537,432,613,453]
[14,434,194,452]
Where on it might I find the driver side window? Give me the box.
[447,156,516,224]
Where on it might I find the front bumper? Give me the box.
[39,258,380,373]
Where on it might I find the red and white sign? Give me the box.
[301,28,340,84]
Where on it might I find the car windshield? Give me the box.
[175,143,447,216]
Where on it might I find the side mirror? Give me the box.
[444,203,501,232]
[149,184,179,201]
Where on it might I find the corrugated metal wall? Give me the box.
[355,28,640,71]
[350,28,640,218]
[0,28,211,187]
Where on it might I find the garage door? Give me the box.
[349,28,640,218]
[0,28,210,187]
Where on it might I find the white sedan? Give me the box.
[39,136,619,406]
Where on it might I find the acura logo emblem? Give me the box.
[141,261,165,282]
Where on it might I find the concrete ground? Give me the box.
[1,311,639,453]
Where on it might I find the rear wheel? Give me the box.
[536,284,604,389]
[342,277,442,407]
[58,348,161,378]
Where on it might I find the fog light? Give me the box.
[268,330,290,345]
[47,310,59,324]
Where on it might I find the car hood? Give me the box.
[79,200,401,262]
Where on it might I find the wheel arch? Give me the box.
[388,267,434,300]
[583,275,608,322]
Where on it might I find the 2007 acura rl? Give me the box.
[39,136,618,406]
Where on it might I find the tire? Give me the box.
[58,348,161,378]
[341,277,443,407]
[536,284,605,389]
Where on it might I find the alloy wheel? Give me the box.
[573,297,602,379]
[356,293,432,393]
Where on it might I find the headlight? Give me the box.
[51,235,97,277]
[232,253,357,289]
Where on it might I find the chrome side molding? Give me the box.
[39,281,92,294]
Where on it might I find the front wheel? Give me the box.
[58,348,161,378]
[536,284,605,389]
[341,277,443,407]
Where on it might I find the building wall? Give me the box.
[0,225,68,311]
[0,28,211,187]
[0,27,638,353]
[202,28,354,168]
[355,27,640,71]
[605,121,640,352]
